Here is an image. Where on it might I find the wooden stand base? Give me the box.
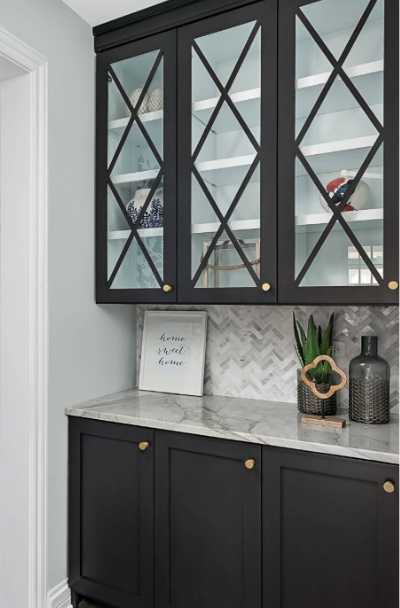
[301,414,346,429]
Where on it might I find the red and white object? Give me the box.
[320,175,370,212]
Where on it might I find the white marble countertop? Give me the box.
[65,389,399,465]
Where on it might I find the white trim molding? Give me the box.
[0,26,46,71]
[0,26,48,608]
[47,580,71,608]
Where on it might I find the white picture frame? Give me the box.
[139,310,207,396]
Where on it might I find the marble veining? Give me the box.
[66,389,399,464]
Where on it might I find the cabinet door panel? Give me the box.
[263,447,399,608]
[155,431,261,608]
[278,0,398,304]
[178,2,277,304]
[96,30,177,303]
[69,419,154,608]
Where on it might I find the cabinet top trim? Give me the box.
[93,0,263,53]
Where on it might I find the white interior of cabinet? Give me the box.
[107,50,165,288]
[190,21,261,287]
[295,0,385,287]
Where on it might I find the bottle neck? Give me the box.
[361,336,378,357]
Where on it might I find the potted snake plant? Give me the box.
[293,313,337,415]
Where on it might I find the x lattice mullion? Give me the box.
[128,227,163,287]
[192,40,260,153]
[295,213,337,287]
[193,166,260,285]
[133,111,164,168]
[108,54,164,173]
[129,52,164,167]
[295,64,340,148]
[191,155,260,286]
[107,179,163,287]
[107,68,136,175]
[192,22,260,163]
[225,225,260,285]
[295,134,384,285]
[109,52,162,118]
[296,0,379,147]
[107,231,135,288]
[107,113,134,176]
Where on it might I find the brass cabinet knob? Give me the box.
[388,280,399,291]
[244,458,256,470]
[383,480,395,494]
[261,282,271,292]
[162,283,174,294]
[138,441,150,452]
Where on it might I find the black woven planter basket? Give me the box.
[297,370,337,416]
[349,378,390,424]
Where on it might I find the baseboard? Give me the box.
[47,579,71,608]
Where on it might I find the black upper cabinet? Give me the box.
[278,0,399,305]
[94,0,399,305]
[96,31,177,303]
[68,418,154,608]
[177,2,277,303]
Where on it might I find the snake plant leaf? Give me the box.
[296,320,307,348]
[304,315,319,364]
[295,344,303,367]
[320,313,334,355]
[293,313,305,366]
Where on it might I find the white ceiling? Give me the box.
[61,0,167,27]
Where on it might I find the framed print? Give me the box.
[139,310,207,396]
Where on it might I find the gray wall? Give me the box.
[0,0,136,590]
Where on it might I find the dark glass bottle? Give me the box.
[349,336,390,424]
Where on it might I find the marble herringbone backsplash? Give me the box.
[136,305,399,409]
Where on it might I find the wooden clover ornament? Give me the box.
[300,355,347,400]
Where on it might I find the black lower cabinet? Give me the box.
[262,447,399,608]
[68,420,398,608]
[155,431,262,608]
[68,418,154,608]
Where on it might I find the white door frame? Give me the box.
[0,27,48,608]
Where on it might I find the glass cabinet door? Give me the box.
[279,0,398,304]
[178,2,277,303]
[96,32,176,302]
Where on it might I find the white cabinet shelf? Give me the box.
[108,208,383,241]
[296,207,383,227]
[111,135,379,186]
[108,60,384,132]
[111,134,379,186]
[297,135,381,177]
[296,60,383,90]
[301,135,376,158]
[109,110,163,131]
[112,169,159,185]
[108,227,163,240]
[193,87,260,112]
